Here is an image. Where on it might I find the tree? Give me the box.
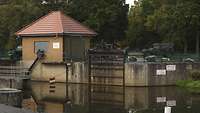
[0,0,43,50]
[66,0,128,43]
[126,0,162,49]
[126,0,200,55]
[0,0,129,52]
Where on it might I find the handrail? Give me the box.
[28,57,39,72]
[28,50,45,72]
[0,65,30,79]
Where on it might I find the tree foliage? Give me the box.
[0,0,128,51]
[127,0,200,53]
[0,0,43,50]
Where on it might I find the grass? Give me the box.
[176,80,200,94]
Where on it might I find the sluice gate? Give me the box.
[88,45,126,113]
[88,48,126,86]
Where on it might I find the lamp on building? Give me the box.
[41,0,48,5]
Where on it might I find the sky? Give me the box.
[126,0,135,6]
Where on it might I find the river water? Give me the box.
[1,81,200,113]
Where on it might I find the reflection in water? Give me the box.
[19,82,200,113]
[23,82,88,113]
[89,85,126,113]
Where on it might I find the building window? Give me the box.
[34,41,48,53]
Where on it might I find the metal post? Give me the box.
[88,51,91,113]
[10,79,12,88]
[122,50,126,108]
[88,52,91,84]
[10,64,13,88]
[123,51,126,87]
[65,63,68,98]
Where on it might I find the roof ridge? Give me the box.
[15,11,55,36]
[58,11,64,33]
[59,11,66,34]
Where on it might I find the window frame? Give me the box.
[34,41,49,53]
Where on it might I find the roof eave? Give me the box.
[17,32,97,37]
[63,32,97,37]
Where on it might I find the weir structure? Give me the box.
[11,10,200,87]
[88,45,126,113]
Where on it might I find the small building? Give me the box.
[16,11,96,64]
[15,11,96,82]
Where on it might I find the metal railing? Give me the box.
[0,66,30,79]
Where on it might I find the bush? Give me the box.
[189,70,200,81]
[176,80,191,87]
[176,80,200,94]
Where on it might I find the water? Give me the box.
[1,81,200,113]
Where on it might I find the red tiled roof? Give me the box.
[16,11,97,37]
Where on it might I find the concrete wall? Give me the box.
[125,62,200,86]
[0,78,23,89]
[125,63,148,86]
[31,61,88,83]
[30,61,200,86]
[31,60,122,85]
[31,63,66,82]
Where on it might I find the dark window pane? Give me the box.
[34,42,48,53]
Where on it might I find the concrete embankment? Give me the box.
[125,62,200,86]
[0,78,23,89]
[29,60,200,86]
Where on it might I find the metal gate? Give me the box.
[88,48,125,86]
[88,46,126,113]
